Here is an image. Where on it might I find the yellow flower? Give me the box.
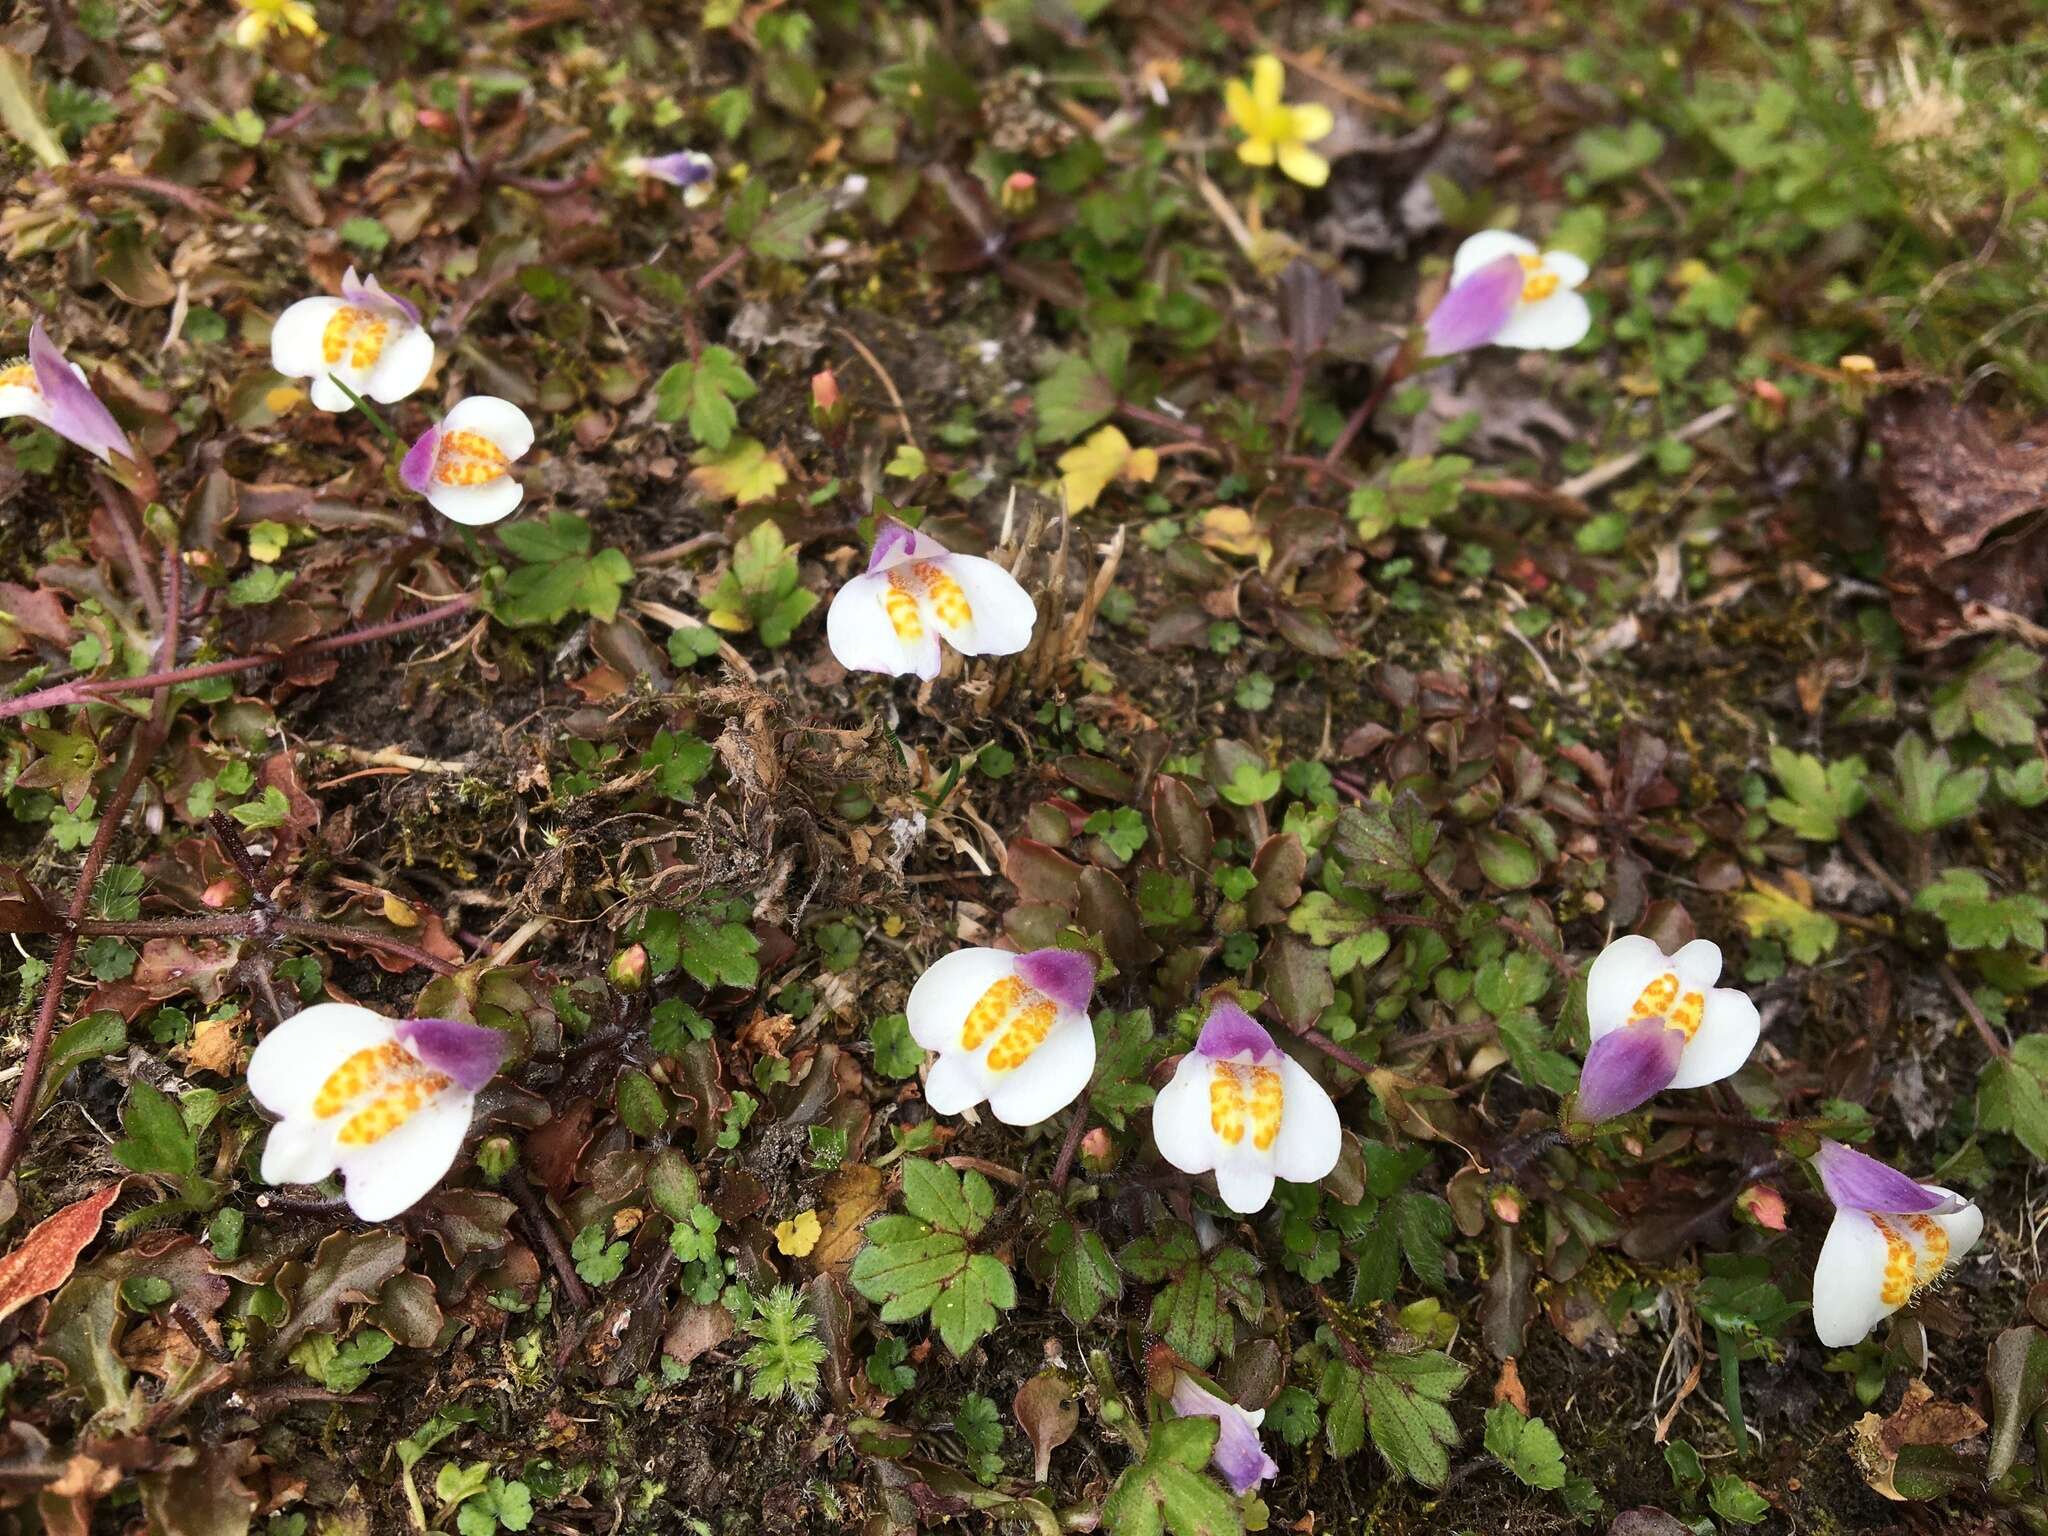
[1056,425,1158,513]
[234,0,323,48]
[1223,56,1335,188]
[774,1209,822,1258]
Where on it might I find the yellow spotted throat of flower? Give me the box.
[882,561,973,641]
[960,974,1058,1073]
[1517,253,1562,303]
[1207,1061,1284,1151]
[1628,971,1706,1039]
[319,305,396,372]
[432,429,512,487]
[1870,1212,1951,1307]
[311,1039,455,1148]
[0,358,37,392]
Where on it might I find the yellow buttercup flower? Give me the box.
[1223,56,1335,188]
[234,0,323,49]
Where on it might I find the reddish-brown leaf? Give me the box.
[0,1183,122,1327]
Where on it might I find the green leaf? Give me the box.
[741,1285,828,1406]
[1121,1222,1262,1369]
[1032,353,1119,443]
[494,514,635,627]
[1483,1401,1567,1489]
[1044,1219,1121,1327]
[1100,1417,1242,1536]
[870,1011,922,1080]
[1913,869,2048,952]
[112,1081,197,1176]
[616,1068,669,1137]
[338,215,391,253]
[1988,1326,2048,1481]
[1089,1008,1161,1130]
[1765,746,1868,841]
[1358,1347,1468,1487]
[1707,1473,1770,1525]
[1083,807,1148,862]
[849,1161,1014,1358]
[1333,792,1438,897]
[635,908,761,989]
[639,729,714,803]
[653,345,756,450]
[1574,120,1667,183]
[1871,733,1986,835]
[1931,642,2042,746]
[705,520,815,642]
[744,190,829,260]
[1981,1039,2048,1159]
[1472,828,1541,889]
[570,1223,628,1286]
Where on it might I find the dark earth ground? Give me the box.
[2,1,2048,1534]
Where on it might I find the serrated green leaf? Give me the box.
[1484,1401,1566,1489]
[1122,1223,1261,1368]
[1100,1417,1241,1536]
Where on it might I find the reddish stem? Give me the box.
[1050,1089,1092,1194]
[693,247,745,295]
[0,594,477,724]
[1323,338,1418,470]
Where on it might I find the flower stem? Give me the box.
[1050,1089,1092,1194]
[1716,1325,1748,1455]
[325,373,408,454]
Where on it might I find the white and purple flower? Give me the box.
[1169,1374,1278,1495]
[625,150,716,205]
[271,267,435,413]
[1424,231,1591,356]
[0,324,138,467]
[1810,1139,1982,1348]
[906,947,1097,1126]
[825,519,1037,680]
[399,396,535,526]
[1151,1000,1341,1215]
[1574,935,1760,1123]
[248,1003,508,1221]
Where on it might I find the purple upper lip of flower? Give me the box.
[1813,1139,1964,1215]
[868,517,931,573]
[400,425,443,494]
[1574,1015,1685,1122]
[1423,252,1524,357]
[1194,999,1278,1063]
[1015,948,1095,1015]
[29,322,136,465]
[394,1017,508,1093]
[340,267,422,326]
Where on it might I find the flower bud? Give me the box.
[609,943,649,991]
[999,171,1038,216]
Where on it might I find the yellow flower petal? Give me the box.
[1057,424,1136,513]
[774,1209,822,1257]
[1223,78,1258,136]
[233,10,270,45]
[1277,141,1331,188]
[1126,447,1159,486]
[1288,102,1336,143]
[1236,136,1277,168]
[1251,55,1286,111]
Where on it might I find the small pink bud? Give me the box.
[1490,1189,1523,1225]
[1080,1126,1114,1173]
[609,943,649,992]
[811,369,840,412]
[1735,1183,1788,1231]
[999,170,1038,215]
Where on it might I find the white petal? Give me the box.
[1270,1055,1341,1184]
[0,383,52,428]
[308,374,358,413]
[336,1093,473,1221]
[246,1003,396,1120]
[827,572,942,679]
[986,1011,1094,1126]
[442,395,535,461]
[1494,290,1591,351]
[929,554,1036,659]
[923,1052,990,1115]
[1151,1055,1220,1176]
[269,296,349,380]
[1670,940,1725,990]
[260,1117,340,1187]
[1450,230,1538,282]
[364,326,435,404]
[1584,935,1670,1040]
[1669,986,1761,1090]
[906,948,1019,1053]
[426,477,524,527]
[1541,251,1590,288]
[1812,1209,1892,1348]
[1213,1156,1277,1215]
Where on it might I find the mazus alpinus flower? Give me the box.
[1151,1000,1340,1215]
[399,396,536,526]
[1169,1374,1279,1495]
[1424,231,1592,356]
[1810,1139,1982,1348]
[248,1003,507,1221]
[1574,935,1760,1123]
[825,519,1036,680]
[905,947,1097,1126]
[271,267,435,413]
[1,324,139,469]
[624,150,716,206]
